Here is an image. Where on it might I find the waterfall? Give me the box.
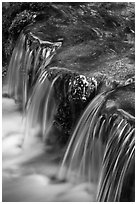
[3,27,134,202]
[6,30,62,110]
[23,69,61,147]
[59,88,135,201]
[97,116,135,201]
[60,93,111,182]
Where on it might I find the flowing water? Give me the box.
[3,30,135,202]
[6,30,62,108]
[3,31,97,202]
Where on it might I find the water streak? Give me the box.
[23,70,61,147]
[59,88,135,201]
[97,121,135,201]
[6,31,62,109]
[4,28,135,202]
[59,91,111,182]
[6,32,26,100]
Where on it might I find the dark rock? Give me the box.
[45,69,97,144]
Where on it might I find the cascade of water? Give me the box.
[6,32,26,100]
[2,3,135,202]
[96,116,135,201]
[59,87,135,201]
[59,91,112,183]
[22,68,61,147]
[42,75,60,140]
[4,27,135,202]
[6,31,62,110]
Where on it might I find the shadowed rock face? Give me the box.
[2,2,135,202]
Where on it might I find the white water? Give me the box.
[2,89,97,202]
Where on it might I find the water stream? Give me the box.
[2,28,135,202]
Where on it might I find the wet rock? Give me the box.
[44,67,134,145]
[2,3,135,73]
[45,69,97,144]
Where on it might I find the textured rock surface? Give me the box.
[2,2,134,77]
